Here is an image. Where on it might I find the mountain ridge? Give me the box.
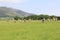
[0,7,33,18]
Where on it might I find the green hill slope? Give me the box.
[0,7,33,17]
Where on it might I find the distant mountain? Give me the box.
[0,7,33,18]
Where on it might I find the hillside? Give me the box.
[0,7,33,17]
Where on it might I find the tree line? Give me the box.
[14,14,60,20]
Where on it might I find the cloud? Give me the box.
[0,0,27,3]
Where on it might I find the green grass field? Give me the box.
[0,20,60,40]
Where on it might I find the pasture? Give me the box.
[0,20,60,40]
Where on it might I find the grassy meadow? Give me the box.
[0,20,60,40]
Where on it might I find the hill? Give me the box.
[0,7,33,17]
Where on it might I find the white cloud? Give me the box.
[0,0,27,3]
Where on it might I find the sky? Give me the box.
[0,0,60,16]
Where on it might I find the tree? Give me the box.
[49,15,57,19]
[57,16,60,20]
[24,15,38,20]
[14,16,22,20]
[38,14,49,20]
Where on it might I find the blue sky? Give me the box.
[0,0,60,16]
